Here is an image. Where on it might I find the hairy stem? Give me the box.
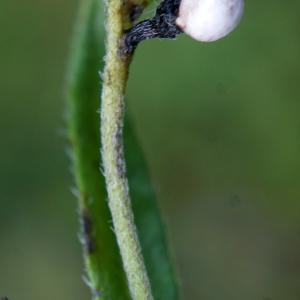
[100,0,153,299]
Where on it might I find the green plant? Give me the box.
[66,0,178,299]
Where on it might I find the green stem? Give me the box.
[100,0,153,299]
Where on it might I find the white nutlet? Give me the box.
[176,0,244,42]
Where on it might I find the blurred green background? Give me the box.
[1,0,300,299]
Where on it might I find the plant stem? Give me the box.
[100,0,154,299]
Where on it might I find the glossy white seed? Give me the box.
[176,0,244,42]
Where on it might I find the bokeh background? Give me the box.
[1,0,300,299]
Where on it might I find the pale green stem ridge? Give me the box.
[101,0,154,298]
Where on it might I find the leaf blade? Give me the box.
[125,117,180,300]
[66,0,130,299]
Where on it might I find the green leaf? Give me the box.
[125,117,180,300]
[67,0,179,298]
[66,0,130,299]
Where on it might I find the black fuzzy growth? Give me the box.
[123,0,182,54]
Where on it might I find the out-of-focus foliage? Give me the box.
[1,0,300,299]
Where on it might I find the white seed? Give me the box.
[176,0,244,42]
